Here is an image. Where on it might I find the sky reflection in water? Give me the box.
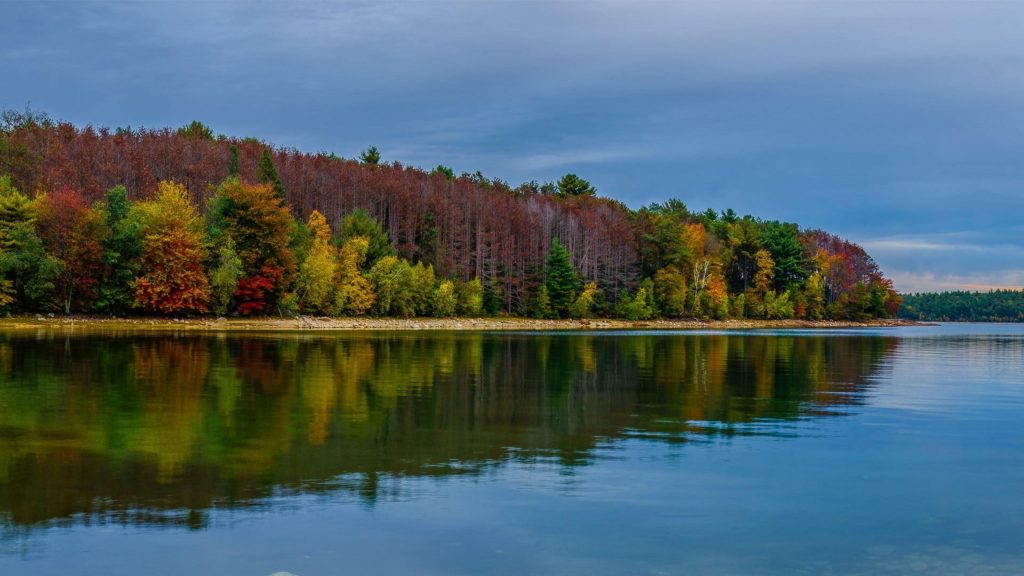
[0,325,1021,575]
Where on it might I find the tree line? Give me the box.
[899,290,1024,322]
[0,110,901,319]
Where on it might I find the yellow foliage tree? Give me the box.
[681,222,707,260]
[433,279,457,317]
[409,262,436,316]
[569,281,599,318]
[297,210,337,314]
[334,236,375,315]
[804,271,826,320]
[745,248,777,318]
[753,249,775,295]
[307,209,331,244]
[0,277,13,309]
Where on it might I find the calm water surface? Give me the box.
[0,324,1022,575]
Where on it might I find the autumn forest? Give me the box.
[0,111,901,320]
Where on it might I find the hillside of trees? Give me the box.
[0,110,900,320]
[899,290,1024,322]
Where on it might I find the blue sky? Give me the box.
[2,1,1022,292]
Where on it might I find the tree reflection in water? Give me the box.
[0,331,895,531]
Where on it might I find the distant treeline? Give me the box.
[899,290,1024,322]
[0,109,900,319]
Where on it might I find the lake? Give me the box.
[1,324,1022,575]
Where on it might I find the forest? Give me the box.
[899,290,1024,322]
[0,110,901,320]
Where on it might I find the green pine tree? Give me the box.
[94,185,141,315]
[338,208,394,268]
[359,146,381,165]
[432,164,454,180]
[532,284,552,319]
[545,238,578,318]
[227,144,240,177]
[257,149,285,199]
[178,120,213,140]
[556,173,596,197]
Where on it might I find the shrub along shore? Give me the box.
[0,316,919,333]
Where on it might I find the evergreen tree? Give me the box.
[338,208,394,268]
[0,176,59,310]
[414,211,439,267]
[483,281,502,316]
[532,285,552,319]
[556,173,596,197]
[432,164,454,180]
[0,226,59,311]
[359,146,381,165]
[257,149,285,199]
[545,238,578,318]
[178,120,213,140]
[760,221,808,291]
[0,175,32,251]
[95,186,141,315]
[227,144,240,177]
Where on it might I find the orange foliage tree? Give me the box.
[131,181,210,314]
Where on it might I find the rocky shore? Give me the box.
[0,315,922,333]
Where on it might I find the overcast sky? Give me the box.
[2,1,1022,292]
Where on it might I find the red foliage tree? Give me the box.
[33,187,104,313]
[211,179,296,314]
[233,266,281,315]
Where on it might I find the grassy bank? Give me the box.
[0,315,922,333]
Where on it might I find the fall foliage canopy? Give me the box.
[0,112,903,320]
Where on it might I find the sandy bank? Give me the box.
[0,315,922,333]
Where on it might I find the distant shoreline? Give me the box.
[0,316,924,333]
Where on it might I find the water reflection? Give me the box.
[0,331,896,531]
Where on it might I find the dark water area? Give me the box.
[0,325,1021,575]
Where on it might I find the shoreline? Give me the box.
[0,315,925,333]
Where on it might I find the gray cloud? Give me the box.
[2,0,1022,290]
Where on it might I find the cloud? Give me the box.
[860,238,985,253]
[858,231,1024,255]
[2,1,1022,289]
[513,147,652,172]
[889,270,1024,294]
[856,229,1024,292]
